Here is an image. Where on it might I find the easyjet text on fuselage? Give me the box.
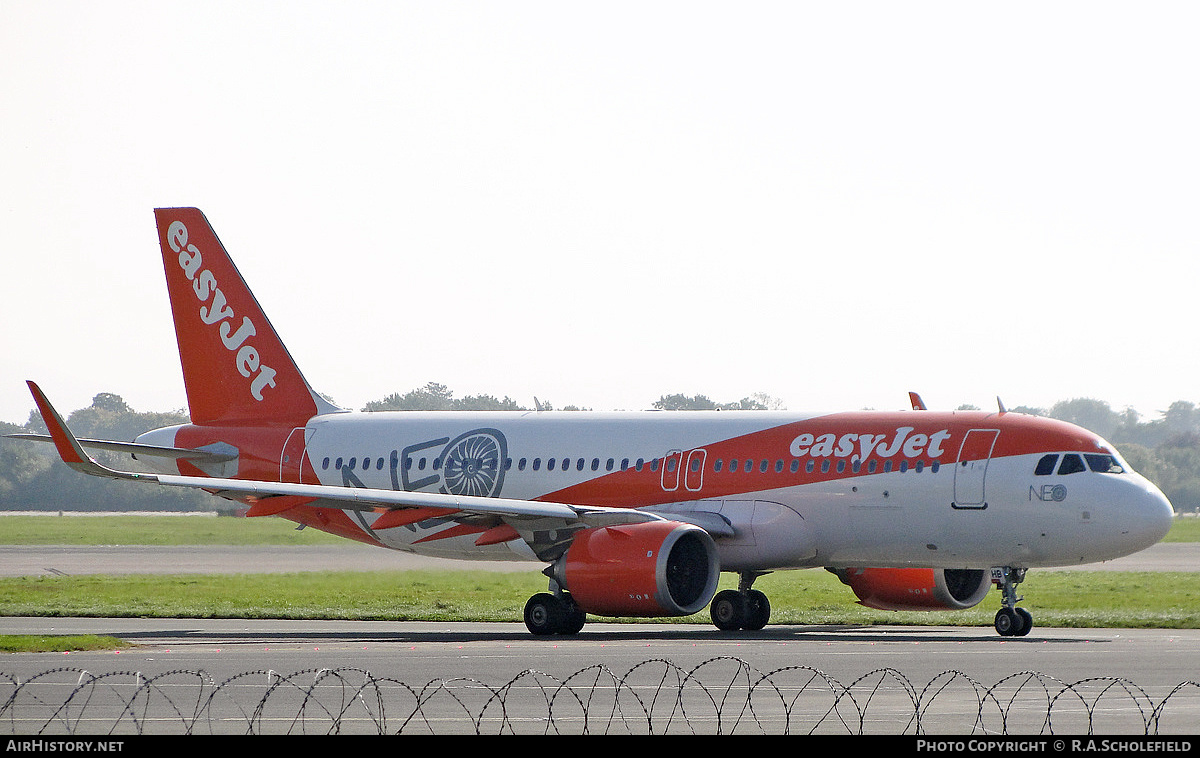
[789,426,952,461]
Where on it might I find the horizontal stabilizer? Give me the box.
[5,433,237,463]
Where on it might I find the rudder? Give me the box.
[154,207,338,426]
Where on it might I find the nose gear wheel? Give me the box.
[993,567,1032,637]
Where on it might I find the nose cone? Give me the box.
[1127,478,1175,553]
[1145,482,1176,543]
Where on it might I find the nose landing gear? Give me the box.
[992,567,1032,637]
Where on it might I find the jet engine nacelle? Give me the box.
[551,521,720,617]
[831,567,991,611]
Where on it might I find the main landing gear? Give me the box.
[522,573,777,635]
[710,571,772,631]
[523,587,586,636]
[993,566,1033,637]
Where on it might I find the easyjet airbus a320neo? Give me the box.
[18,208,1175,637]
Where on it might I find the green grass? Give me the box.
[0,514,346,546]
[0,515,1196,636]
[0,565,1195,631]
[1162,516,1200,541]
[0,634,130,653]
[0,570,545,622]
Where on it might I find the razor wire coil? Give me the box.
[1,660,1198,735]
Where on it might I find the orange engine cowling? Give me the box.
[551,521,721,618]
[832,567,991,611]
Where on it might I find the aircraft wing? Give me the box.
[21,382,731,540]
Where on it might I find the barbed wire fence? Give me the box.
[2,659,1198,735]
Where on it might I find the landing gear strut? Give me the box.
[993,567,1032,637]
[710,572,772,631]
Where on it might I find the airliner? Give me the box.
[18,207,1175,637]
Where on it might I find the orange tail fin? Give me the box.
[154,207,339,426]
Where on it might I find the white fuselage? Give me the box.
[210,407,1176,573]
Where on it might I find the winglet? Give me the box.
[25,381,146,482]
[26,381,90,467]
[909,392,927,411]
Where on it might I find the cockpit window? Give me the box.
[1035,454,1059,476]
[1037,451,1126,476]
[1057,454,1087,475]
[1085,453,1125,474]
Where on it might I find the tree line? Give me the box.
[3,385,1199,513]
[360,383,786,413]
